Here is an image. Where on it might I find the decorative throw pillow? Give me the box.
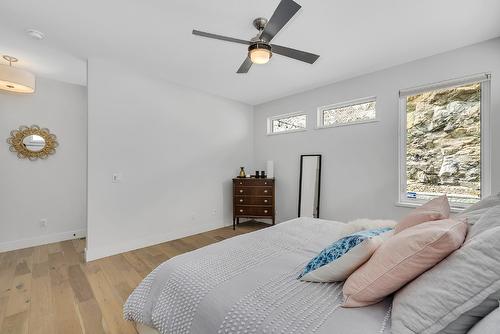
[343,219,467,308]
[298,227,392,282]
[467,306,500,334]
[395,195,450,234]
[391,219,500,334]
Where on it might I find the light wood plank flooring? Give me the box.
[0,221,268,334]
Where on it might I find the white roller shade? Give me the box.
[399,73,491,98]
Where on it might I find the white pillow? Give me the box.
[439,290,500,333]
[468,306,500,334]
[465,205,500,241]
[460,192,500,225]
[298,227,393,282]
[392,217,500,333]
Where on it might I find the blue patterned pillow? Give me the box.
[298,227,392,282]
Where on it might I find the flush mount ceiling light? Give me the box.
[26,29,45,40]
[0,55,36,93]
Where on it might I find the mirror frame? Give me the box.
[298,154,322,218]
[7,125,58,160]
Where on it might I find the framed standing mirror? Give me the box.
[298,154,322,218]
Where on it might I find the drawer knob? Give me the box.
[239,182,243,185]
[264,210,268,214]
[264,190,268,193]
[239,199,243,203]
[264,199,268,203]
[264,182,267,185]
[239,209,244,213]
[239,190,243,193]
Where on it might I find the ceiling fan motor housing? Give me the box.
[253,17,268,31]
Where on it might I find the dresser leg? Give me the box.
[233,217,236,230]
[272,217,275,225]
[236,217,240,225]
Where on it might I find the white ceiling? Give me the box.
[0,25,86,87]
[1,0,499,105]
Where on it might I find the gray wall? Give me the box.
[86,58,254,261]
[0,77,87,251]
[253,38,500,223]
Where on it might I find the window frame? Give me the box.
[397,74,491,211]
[316,96,378,129]
[267,111,308,135]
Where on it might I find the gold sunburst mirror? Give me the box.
[7,125,58,160]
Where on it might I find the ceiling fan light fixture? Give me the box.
[0,55,35,93]
[248,43,272,65]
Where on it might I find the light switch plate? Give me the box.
[112,173,122,183]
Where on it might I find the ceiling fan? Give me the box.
[192,0,320,73]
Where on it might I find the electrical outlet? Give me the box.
[40,218,48,228]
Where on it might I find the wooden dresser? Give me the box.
[233,178,275,229]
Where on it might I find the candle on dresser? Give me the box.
[266,160,274,178]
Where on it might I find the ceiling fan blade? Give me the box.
[192,30,251,45]
[271,44,320,64]
[260,0,301,42]
[237,57,253,73]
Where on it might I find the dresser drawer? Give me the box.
[234,196,272,206]
[235,206,273,216]
[233,178,274,186]
[234,186,273,196]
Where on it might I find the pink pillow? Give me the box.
[395,195,450,234]
[342,218,467,307]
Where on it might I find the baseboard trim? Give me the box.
[0,229,87,253]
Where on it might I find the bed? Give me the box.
[124,217,393,334]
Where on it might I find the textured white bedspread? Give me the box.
[124,217,392,334]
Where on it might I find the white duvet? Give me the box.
[124,217,393,334]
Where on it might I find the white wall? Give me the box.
[86,59,253,261]
[0,77,87,251]
[254,38,500,223]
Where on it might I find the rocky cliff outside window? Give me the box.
[267,112,307,135]
[398,74,491,209]
[317,97,377,128]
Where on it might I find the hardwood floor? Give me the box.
[0,221,268,334]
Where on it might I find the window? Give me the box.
[318,97,377,128]
[399,74,491,208]
[268,113,307,134]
